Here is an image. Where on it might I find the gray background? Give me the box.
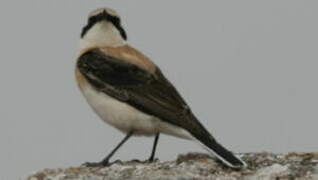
[1,0,317,179]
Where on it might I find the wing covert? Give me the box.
[77,49,208,136]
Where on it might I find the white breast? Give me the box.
[80,83,193,139]
[80,84,158,135]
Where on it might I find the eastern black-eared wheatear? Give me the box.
[76,8,246,168]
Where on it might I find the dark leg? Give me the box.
[148,133,160,162]
[84,131,134,167]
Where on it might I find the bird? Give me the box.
[75,7,246,168]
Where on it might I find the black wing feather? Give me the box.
[77,49,245,168]
[77,49,203,132]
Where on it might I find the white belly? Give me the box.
[80,83,193,139]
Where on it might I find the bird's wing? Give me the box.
[77,48,246,168]
[77,48,210,139]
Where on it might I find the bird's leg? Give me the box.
[148,133,160,162]
[83,131,134,167]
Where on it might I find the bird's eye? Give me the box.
[88,16,96,24]
[110,16,121,25]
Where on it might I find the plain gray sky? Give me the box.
[1,0,318,179]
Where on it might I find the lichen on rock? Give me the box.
[26,152,318,180]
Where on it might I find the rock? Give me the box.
[26,152,318,180]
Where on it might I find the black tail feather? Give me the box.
[198,138,246,168]
[187,118,246,168]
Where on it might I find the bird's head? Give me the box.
[80,8,127,48]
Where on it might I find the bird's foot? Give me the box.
[82,159,118,167]
[82,161,110,167]
[130,159,142,163]
[146,157,159,163]
[82,161,107,167]
[129,158,159,164]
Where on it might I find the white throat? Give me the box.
[80,21,126,51]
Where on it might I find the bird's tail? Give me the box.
[194,136,247,168]
[187,118,246,168]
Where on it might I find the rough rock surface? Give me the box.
[26,152,318,180]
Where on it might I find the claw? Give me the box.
[147,158,159,163]
[82,161,110,167]
[131,159,142,163]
